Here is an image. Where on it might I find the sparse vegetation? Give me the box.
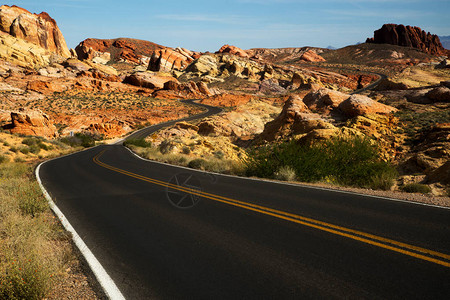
[59,132,103,148]
[0,162,71,299]
[274,165,297,182]
[401,183,432,194]
[123,138,152,148]
[245,136,397,190]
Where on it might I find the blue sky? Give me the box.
[4,0,449,51]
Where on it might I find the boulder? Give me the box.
[259,79,286,95]
[339,94,397,117]
[256,95,335,142]
[196,81,212,96]
[7,109,57,138]
[185,55,219,75]
[425,87,450,102]
[62,58,91,72]
[303,88,349,111]
[123,72,177,89]
[216,44,249,58]
[299,50,326,62]
[426,161,450,185]
[27,80,65,94]
[374,78,409,91]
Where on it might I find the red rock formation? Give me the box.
[299,50,326,62]
[216,45,249,58]
[76,38,200,69]
[0,5,70,57]
[123,72,177,89]
[148,48,195,72]
[7,109,57,138]
[366,24,448,56]
[338,95,397,118]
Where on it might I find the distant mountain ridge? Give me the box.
[439,36,450,50]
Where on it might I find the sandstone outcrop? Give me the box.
[366,24,448,56]
[338,95,397,118]
[256,95,335,142]
[0,5,70,57]
[123,72,177,89]
[303,88,348,112]
[27,80,65,94]
[299,50,326,62]
[75,38,200,70]
[216,45,249,58]
[148,48,196,72]
[6,109,57,138]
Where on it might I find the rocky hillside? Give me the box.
[75,38,201,71]
[0,5,70,57]
[366,24,448,56]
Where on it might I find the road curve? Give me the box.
[38,100,450,299]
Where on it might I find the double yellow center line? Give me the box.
[93,150,450,268]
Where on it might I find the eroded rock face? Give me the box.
[0,5,70,57]
[216,45,249,58]
[7,109,57,138]
[303,88,348,112]
[123,72,177,89]
[148,48,195,72]
[339,94,397,118]
[366,24,448,56]
[256,95,334,142]
[299,50,326,62]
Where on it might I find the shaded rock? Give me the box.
[426,161,450,185]
[339,94,397,117]
[196,81,212,96]
[185,55,219,75]
[259,79,286,95]
[303,88,349,112]
[256,95,335,142]
[62,58,91,72]
[374,78,409,91]
[164,80,182,91]
[425,87,450,102]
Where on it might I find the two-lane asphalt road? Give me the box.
[38,101,450,299]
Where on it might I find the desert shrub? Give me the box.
[401,183,431,194]
[17,182,48,217]
[245,136,397,189]
[274,166,297,181]
[19,146,30,154]
[123,138,152,148]
[9,146,18,153]
[59,132,103,148]
[214,150,225,160]
[182,146,191,155]
[0,154,9,164]
[159,140,174,154]
[188,158,207,170]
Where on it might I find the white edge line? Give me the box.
[123,146,450,211]
[36,160,126,300]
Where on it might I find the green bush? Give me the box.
[123,138,152,148]
[188,158,207,170]
[59,132,103,148]
[0,154,9,164]
[401,183,431,194]
[245,136,397,189]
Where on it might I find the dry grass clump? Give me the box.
[0,162,72,299]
